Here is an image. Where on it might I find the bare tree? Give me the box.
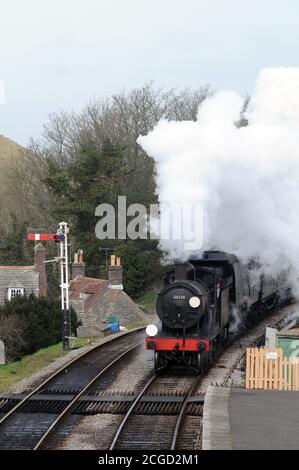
[0,314,25,362]
[41,82,213,167]
[1,82,214,233]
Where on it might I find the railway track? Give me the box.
[0,302,296,450]
[108,371,204,450]
[0,328,145,450]
[105,302,297,451]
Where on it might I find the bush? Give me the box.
[0,295,79,361]
[0,313,26,362]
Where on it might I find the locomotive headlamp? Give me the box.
[146,324,158,337]
[189,296,201,308]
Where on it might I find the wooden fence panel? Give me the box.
[246,348,299,390]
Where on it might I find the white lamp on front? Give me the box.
[189,296,201,308]
[146,324,158,337]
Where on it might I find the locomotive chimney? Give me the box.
[108,255,123,290]
[34,243,47,296]
[175,262,195,281]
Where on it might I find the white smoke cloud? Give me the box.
[137,67,299,276]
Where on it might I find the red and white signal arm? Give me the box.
[27,233,54,241]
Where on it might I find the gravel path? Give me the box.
[102,347,153,394]
[42,414,124,450]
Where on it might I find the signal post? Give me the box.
[56,222,70,350]
[28,222,71,350]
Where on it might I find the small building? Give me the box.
[276,328,299,358]
[0,243,47,305]
[69,253,146,337]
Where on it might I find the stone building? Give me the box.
[0,243,47,305]
[69,253,146,337]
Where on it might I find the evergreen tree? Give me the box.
[116,240,161,298]
[0,295,79,360]
[0,217,32,265]
[45,138,162,293]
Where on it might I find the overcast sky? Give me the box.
[0,0,298,145]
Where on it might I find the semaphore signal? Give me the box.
[27,231,65,243]
[27,222,70,350]
[27,233,54,241]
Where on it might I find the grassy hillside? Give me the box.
[0,135,25,228]
[0,134,24,188]
[0,134,23,169]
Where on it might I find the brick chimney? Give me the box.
[34,243,47,296]
[108,255,123,290]
[72,250,85,279]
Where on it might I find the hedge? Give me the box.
[0,294,79,361]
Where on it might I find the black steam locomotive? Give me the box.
[145,251,291,372]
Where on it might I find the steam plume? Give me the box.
[138,68,299,278]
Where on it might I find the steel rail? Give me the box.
[170,374,202,450]
[107,303,292,451]
[0,327,145,427]
[169,301,291,449]
[34,343,141,450]
[109,374,156,450]
[170,299,286,450]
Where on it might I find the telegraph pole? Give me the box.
[99,247,113,271]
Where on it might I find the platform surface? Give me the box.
[202,386,299,450]
[230,388,299,450]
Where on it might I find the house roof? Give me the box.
[0,266,40,305]
[69,276,109,310]
[0,266,34,269]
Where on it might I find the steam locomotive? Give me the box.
[145,251,291,372]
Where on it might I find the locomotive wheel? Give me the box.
[154,351,166,371]
[224,326,230,343]
[154,351,160,370]
[191,352,201,371]
[201,352,207,374]
[200,351,209,374]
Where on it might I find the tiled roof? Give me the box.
[69,276,109,310]
[0,267,39,305]
[0,266,34,269]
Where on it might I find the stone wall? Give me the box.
[76,288,147,338]
[72,262,85,279]
[70,298,85,322]
[34,243,47,296]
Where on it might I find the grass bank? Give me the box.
[0,323,148,392]
[135,288,159,314]
[0,338,92,391]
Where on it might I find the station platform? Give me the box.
[202,386,299,450]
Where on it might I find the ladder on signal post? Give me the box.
[27,222,71,350]
[58,222,70,350]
